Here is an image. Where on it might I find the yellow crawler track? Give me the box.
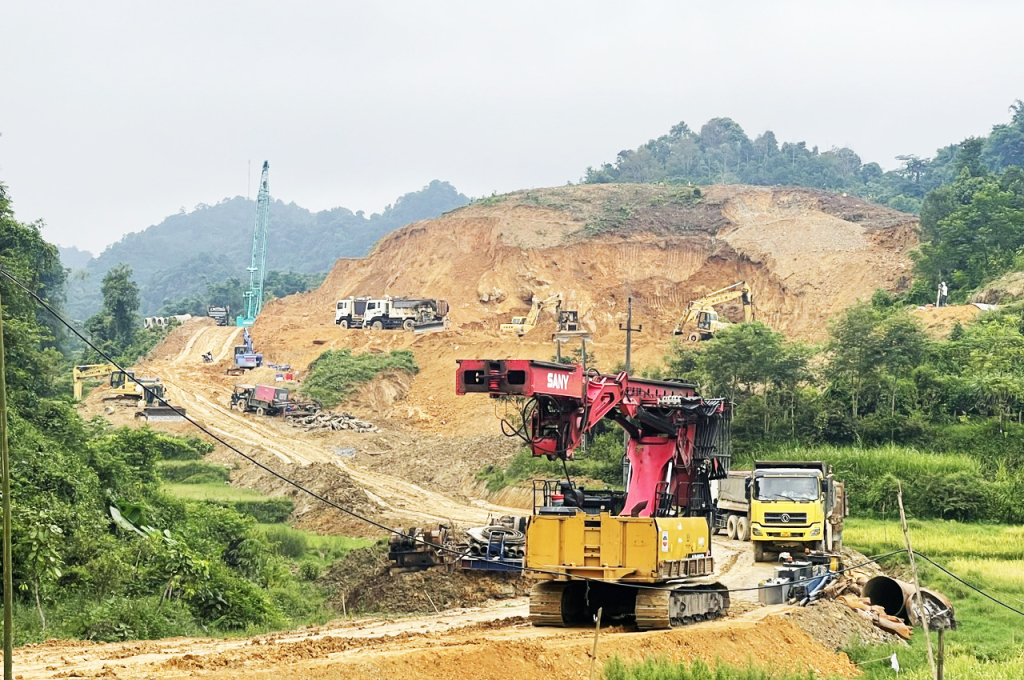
[634,588,671,630]
[529,582,569,626]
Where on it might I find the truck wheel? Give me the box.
[726,515,738,540]
[256,406,265,416]
[753,541,766,562]
[338,319,349,329]
[687,332,701,343]
[403,318,415,331]
[372,320,384,330]
[737,517,750,541]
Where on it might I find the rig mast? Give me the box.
[238,160,270,326]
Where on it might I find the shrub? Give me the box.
[262,525,309,559]
[65,595,200,642]
[232,499,294,524]
[156,434,214,461]
[159,461,230,484]
[300,348,418,407]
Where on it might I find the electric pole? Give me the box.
[618,296,642,488]
[618,296,642,371]
[0,291,13,680]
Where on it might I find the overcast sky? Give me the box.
[2,1,1022,254]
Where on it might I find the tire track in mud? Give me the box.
[152,335,521,526]
[212,326,242,363]
[172,325,209,364]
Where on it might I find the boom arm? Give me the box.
[241,161,271,326]
[72,363,117,400]
[674,281,753,334]
[456,359,730,518]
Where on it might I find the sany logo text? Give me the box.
[547,373,569,390]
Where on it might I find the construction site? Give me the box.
[49,182,976,680]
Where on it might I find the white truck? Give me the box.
[362,297,449,332]
[335,296,371,328]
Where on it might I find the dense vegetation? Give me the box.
[0,183,359,641]
[584,100,1024,217]
[65,179,469,319]
[154,269,326,319]
[300,348,419,408]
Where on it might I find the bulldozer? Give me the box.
[673,281,754,342]
[73,364,185,421]
[500,293,562,336]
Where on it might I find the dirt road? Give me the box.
[10,598,861,680]
[138,322,524,528]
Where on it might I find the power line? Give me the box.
[7,267,1024,609]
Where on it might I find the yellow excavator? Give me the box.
[73,363,186,421]
[500,293,562,336]
[72,363,162,402]
[673,281,754,342]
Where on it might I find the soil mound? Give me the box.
[322,544,530,614]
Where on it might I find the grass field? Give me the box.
[162,481,267,502]
[255,523,373,565]
[844,518,1024,677]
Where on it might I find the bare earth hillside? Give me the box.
[251,183,917,434]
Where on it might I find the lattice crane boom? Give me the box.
[239,160,270,326]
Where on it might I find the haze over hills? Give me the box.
[57,245,94,270]
[64,180,469,319]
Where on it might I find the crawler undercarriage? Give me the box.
[530,579,730,630]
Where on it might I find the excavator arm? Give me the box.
[456,359,730,519]
[501,293,563,336]
[72,363,118,400]
[673,281,753,336]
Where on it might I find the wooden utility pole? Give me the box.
[0,291,13,680]
[897,483,936,679]
[588,607,603,680]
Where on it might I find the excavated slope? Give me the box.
[252,184,917,433]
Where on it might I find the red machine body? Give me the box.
[456,359,730,519]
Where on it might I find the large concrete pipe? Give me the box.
[864,576,957,629]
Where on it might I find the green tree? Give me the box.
[986,100,1024,170]
[84,264,140,359]
[664,323,810,437]
[825,303,928,421]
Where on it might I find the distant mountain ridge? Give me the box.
[65,180,469,318]
[57,245,94,269]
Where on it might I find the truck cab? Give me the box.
[749,461,845,561]
[335,296,370,328]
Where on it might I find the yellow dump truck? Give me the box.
[713,461,846,562]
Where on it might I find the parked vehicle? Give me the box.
[362,297,448,331]
[712,461,846,561]
[230,384,289,416]
[335,296,371,328]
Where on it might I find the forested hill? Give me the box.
[57,245,94,269]
[67,180,469,319]
[585,99,1024,215]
